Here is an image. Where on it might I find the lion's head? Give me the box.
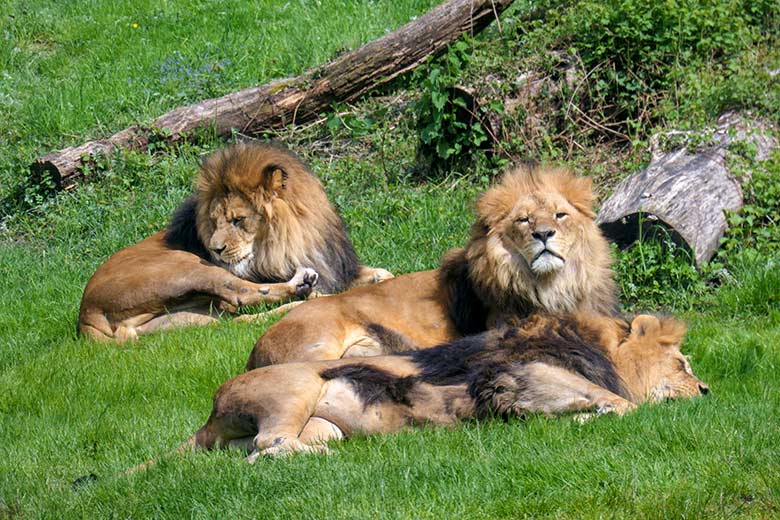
[195,142,359,293]
[617,315,709,401]
[465,165,617,317]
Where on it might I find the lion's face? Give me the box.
[503,191,584,276]
[467,166,617,317]
[620,315,709,401]
[195,143,295,280]
[203,193,267,277]
[193,143,357,288]
[474,166,603,278]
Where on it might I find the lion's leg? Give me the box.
[232,300,306,323]
[247,320,352,368]
[348,265,394,289]
[134,310,219,335]
[209,266,319,309]
[493,363,636,417]
[240,368,326,461]
[80,323,115,343]
[297,417,344,446]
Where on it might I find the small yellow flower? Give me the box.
[131,23,139,29]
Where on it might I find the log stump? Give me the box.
[597,112,778,265]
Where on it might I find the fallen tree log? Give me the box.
[32,0,515,190]
[597,112,778,265]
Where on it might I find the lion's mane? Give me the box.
[440,166,618,334]
[166,142,360,293]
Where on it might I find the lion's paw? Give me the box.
[573,413,596,424]
[289,267,319,297]
[596,399,636,416]
[247,436,330,461]
[370,268,394,284]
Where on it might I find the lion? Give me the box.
[246,165,618,368]
[78,142,392,342]
[130,312,708,466]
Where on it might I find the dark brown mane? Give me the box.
[438,248,490,335]
[326,316,629,415]
[163,195,210,259]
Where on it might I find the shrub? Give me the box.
[521,0,777,135]
[413,39,493,172]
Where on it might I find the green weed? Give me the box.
[413,39,495,173]
[526,0,777,134]
[720,150,780,257]
[613,224,708,311]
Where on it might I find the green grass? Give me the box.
[0,0,440,200]
[2,0,780,518]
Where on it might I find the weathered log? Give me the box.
[597,112,778,265]
[31,0,515,190]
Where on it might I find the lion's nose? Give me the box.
[532,228,556,243]
[698,383,710,395]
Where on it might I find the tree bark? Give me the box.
[597,112,777,265]
[31,0,515,190]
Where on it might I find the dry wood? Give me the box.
[597,112,777,265]
[32,0,515,189]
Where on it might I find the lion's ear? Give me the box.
[476,185,514,229]
[563,176,595,218]
[657,317,687,347]
[630,315,660,339]
[264,167,288,196]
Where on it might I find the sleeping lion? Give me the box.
[135,312,708,466]
[247,165,618,368]
[78,142,391,342]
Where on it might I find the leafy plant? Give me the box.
[520,0,777,138]
[414,39,493,170]
[719,150,780,258]
[326,109,378,138]
[613,222,708,309]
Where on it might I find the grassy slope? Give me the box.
[1,1,779,518]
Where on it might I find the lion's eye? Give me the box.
[555,212,568,220]
[516,217,529,224]
[231,217,245,226]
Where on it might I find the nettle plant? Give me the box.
[525,0,774,136]
[414,39,495,170]
[613,225,707,310]
[720,150,780,257]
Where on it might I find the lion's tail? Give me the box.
[123,433,200,476]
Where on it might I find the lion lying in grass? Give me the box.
[247,165,618,368]
[136,312,707,466]
[78,142,391,342]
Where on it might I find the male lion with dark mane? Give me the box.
[246,165,617,368]
[78,142,391,342]
[130,312,707,466]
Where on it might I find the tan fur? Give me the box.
[247,165,617,368]
[78,143,391,342]
[138,313,707,464]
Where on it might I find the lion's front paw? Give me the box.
[289,267,319,297]
[370,268,394,284]
[597,398,637,416]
